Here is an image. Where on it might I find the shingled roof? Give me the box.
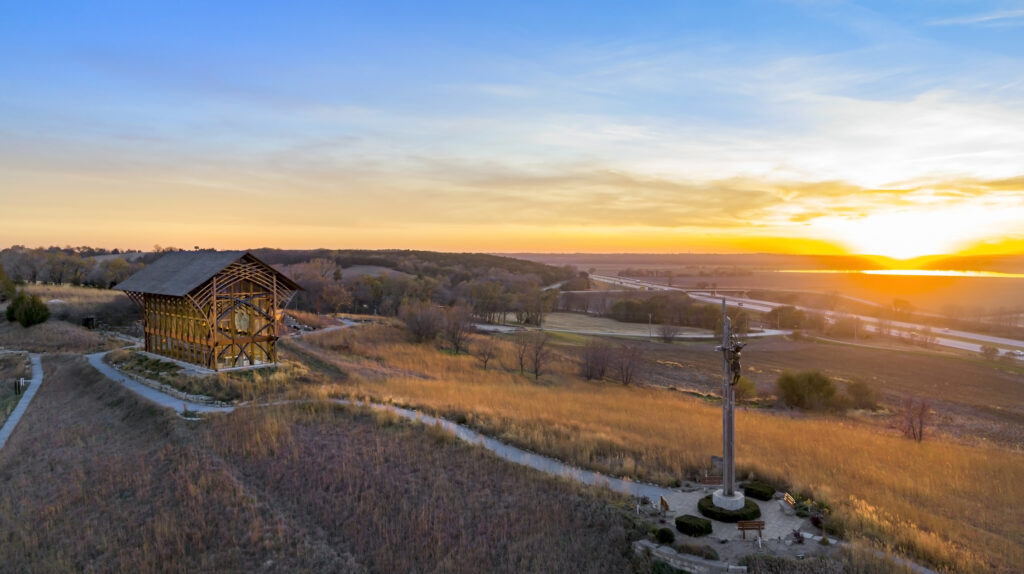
[114,251,300,297]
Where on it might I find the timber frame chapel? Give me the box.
[116,251,301,371]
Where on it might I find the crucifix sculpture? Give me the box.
[713,299,746,509]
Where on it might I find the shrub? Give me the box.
[980,345,999,360]
[673,541,719,561]
[775,370,836,410]
[655,527,675,544]
[675,514,712,537]
[697,495,761,522]
[5,291,50,327]
[743,481,775,501]
[845,379,877,410]
[399,301,443,343]
[734,375,756,401]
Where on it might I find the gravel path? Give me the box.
[0,354,44,451]
[85,352,234,414]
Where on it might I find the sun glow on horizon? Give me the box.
[813,204,1024,260]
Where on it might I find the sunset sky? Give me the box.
[1,1,1023,258]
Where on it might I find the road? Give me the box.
[590,274,1024,356]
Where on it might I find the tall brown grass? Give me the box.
[0,352,29,425]
[107,349,321,402]
[24,284,138,326]
[0,355,645,573]
[0,319,117,353]
[0,355,361,573]
[206,403,645,573]
[303,325,1024,573]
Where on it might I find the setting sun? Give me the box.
[811,203,1024,260]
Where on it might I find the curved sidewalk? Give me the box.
[0,354,44,451]
[85,352,234,414]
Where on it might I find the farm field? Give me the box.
[294,325,1024,573]
[637,336,1024,447]
[542,311,710,337]
[0,355,645,574]
[610,269,1024,315]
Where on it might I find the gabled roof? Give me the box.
[114,250,300,297]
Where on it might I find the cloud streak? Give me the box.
[928,10,1024,27]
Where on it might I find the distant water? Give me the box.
[776,269,1024,279]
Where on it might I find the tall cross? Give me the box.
[716,299,744,497]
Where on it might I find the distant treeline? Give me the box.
[0,246,578,326]
[0,245,150,289]
[256,249,575,323]
[558,291,750,332]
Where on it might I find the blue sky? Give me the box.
[2,1,1023,255]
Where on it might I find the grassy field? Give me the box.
[605,269,1024,315]
[24,284,139,326]
[0,320,120,353]
[543,312,710,337]
[0,355,646,573]
[637,336,1024,446]
[297,325,1024,573]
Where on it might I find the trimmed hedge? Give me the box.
[697,494,761,522]
[655,527,676,544]
[675,514,712,537]
[743,481,775,501]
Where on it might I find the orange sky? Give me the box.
[2,3,1023,259]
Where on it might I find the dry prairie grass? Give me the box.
[24,284,138,326]
[304,325,1024,573]
[208,405,645,573]
[0,355,361,573]
[0,355,645,573]
[0,319,118,353]
[0,352,29,426]
[107,349,322,403]
[284,308,337,329]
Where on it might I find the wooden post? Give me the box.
[210,275,218,371]
[271,273,278,364]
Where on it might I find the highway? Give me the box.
[590,274,1024,356]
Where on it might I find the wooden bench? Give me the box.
[737,520,765,539]
[778,492,796,515]
[700,475,723,485]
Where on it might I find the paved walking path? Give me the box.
[0,354,44,451]
[85,352,234,414]
[87,348,799,539]
[87,350,935,572]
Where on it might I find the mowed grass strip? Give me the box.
[304,326,1024,573]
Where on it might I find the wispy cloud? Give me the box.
[928,10,1024,27]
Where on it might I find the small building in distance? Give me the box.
[115,251,301,371]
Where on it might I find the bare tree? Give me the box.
[443,304,475,354]
[474,336,499,371]
[579,338,611,380]
[899,396,931,442]
[528,332,551,380]
[657,323,682,343]
[400,301,444,343]
[612,344,645,385]
[980,345,999,360]
[513,332,531,375]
